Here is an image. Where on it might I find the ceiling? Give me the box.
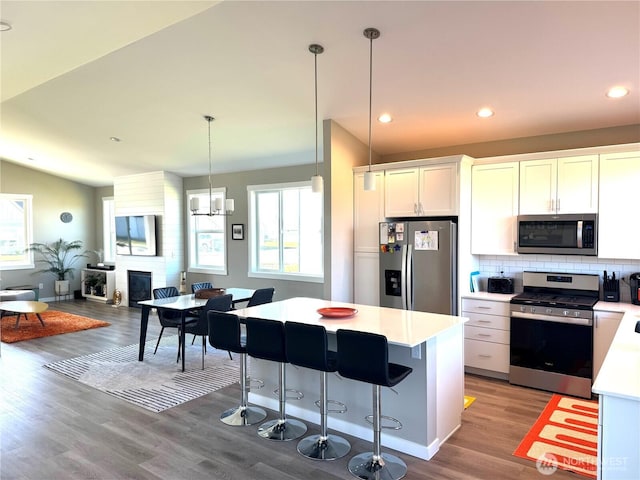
[1,0,638,187]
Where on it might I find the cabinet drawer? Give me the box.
[464,312,510,330]
[462,298,510,316]
[464,325,510,344]
[464,339,510,373]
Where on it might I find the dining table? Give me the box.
[137,287,255,371]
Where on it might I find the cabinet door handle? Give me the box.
[477,319,492,323]
[478,354,492,358]
[414,203,418,214]
[476,306,492,310]
[477,333,492,338]
[550,198,555,212]
[557,198,561,212]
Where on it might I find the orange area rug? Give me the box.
[1,310,110,343]
[514,394,598,478]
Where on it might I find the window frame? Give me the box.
[0,193,34,270]
[247,181,323,283]
[186,188,228,275]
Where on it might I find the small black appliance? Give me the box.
[630,273,640,306]
[487,276,514,294]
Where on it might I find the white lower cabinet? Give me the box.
[462,297,511,376]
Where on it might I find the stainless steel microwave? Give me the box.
[517,214,597,256]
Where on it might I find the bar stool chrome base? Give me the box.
[347,452,408,480]
[297,433,351,460]
[257,418,307,441]
[220,404,267,426]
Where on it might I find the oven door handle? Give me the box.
[511,311,592,326]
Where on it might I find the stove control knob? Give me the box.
[563,310,569,316]
[520,306,527,313]
[574,311,581,317]
[546,308,553,314]
[530,307,536,314]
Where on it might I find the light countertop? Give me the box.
[461,292,518,302]
[233,297,468,348]
[592,305,640,401]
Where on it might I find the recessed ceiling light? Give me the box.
[27,157,36,162]
[110,136,121,142]
[0,21,12,32]
[606,86,629,98]
[476,107,494,118]
[378,113,393,123]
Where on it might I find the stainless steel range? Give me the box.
[509,271,599,399]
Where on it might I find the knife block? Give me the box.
[603,278,620,302]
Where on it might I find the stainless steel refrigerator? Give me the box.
[379,220,457,315]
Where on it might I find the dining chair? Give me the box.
[246,287,275,307]
[152,286,197,357]
[191,281,213,293]
[184,294,233,369]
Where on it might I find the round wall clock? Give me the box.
[60,211,73,223]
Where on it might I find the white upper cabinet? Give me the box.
[354,171,385,253]
[598,150,640,259]
[519,155,598,214]
[471,162,519,255]
[385,162,458,217]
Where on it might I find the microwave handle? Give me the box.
[577,220,583,248]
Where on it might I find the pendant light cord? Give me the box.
[314,51,319,176]
[368,35,373,173]
[205,115,214,212]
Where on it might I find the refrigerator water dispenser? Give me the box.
[384,270,402,296]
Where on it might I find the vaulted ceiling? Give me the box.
[1,0,638,187]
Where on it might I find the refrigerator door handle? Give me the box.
[401,244,408,309]
[405,244,413,310]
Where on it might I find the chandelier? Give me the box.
[190,115,234,216]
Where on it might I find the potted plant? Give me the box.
[84,273,102,296]
[28,238,88,296]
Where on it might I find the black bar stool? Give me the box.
[336,329,413,480]
[245,317,307,441]
[207,312,267,426]
[284,321,351,460]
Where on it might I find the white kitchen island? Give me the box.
[233,297,468,461]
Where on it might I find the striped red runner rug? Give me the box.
[513,394,598,478]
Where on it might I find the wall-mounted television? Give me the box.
[115,215,157,256]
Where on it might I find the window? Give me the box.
[186,189,228,274]
[102,197,115,263]
[0,194,34,270]
[248,181,323,282]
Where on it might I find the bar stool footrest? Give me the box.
[364,414,403,430]
[273,388,304,401]
[314,398,347,414]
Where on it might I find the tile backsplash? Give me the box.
[477,255,640,303]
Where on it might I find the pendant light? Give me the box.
[363,27,380,191]
[309,43,324,193]
[190,115,234,216]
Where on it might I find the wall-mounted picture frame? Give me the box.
[232,224,244,240]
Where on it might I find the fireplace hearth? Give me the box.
[128,270,152,308]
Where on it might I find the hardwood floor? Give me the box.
[1,299,580,480]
